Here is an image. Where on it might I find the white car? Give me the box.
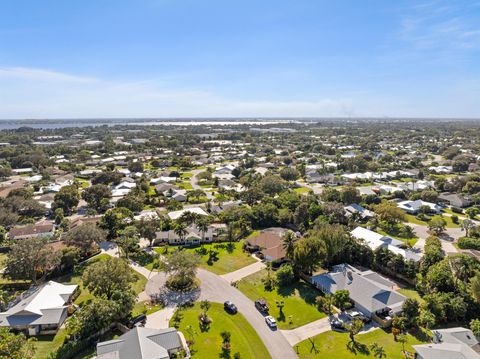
[265,315,277,328]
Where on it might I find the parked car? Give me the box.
[255,299,269,313]
[224,301,238,314]
[128,314,147,328]
[265,315,277,328]
[346,310,371,323]
[330,319,346,332]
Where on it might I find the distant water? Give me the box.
[0,119,299,130]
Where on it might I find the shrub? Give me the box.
[451,207,463,214]
[451,214,459,224]
[457,237,480,250]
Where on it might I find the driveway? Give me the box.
[281,317,331,346]
[197,269,298,359]
[145,305,176,329]
[409,224,460,254]
[220,260,266,283]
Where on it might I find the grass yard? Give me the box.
[171,303,271,359]
[294,187,312,195]
[131,300,163,317]
[376,229,417,246]
[398,288,425,304]
[404,214,460,228]
[236,270,326,329]
[185,241,256,275]
[296,328,429,359]
[34,329,68,359]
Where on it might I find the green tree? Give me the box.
[162,250,201,291]
[282,230,296,260]
[428,216,447,236]
[402,298,420,327]
[82,256,137,299]
[333,289,351,311]
[344,317,363,344]
[53,185,79,215]
[276,263,295,287]
[136,216,161,247]
[173,221,188,242]
[370,343,386,359]
[316,294,334,315]
[82,184,112,212]
[4,237,61,284]
[65,223,106,255]
[292,235,326,274]
[100,207,134,239]
[470,319,480,337]
[418,309,435,331]
[470,271,480,303]
[0,327,36,359]
[374,201,405,224]
[116,225,140,259]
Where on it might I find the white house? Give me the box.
[397,199,441,214]
[0,281,78,335]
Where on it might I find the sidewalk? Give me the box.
[220,260,266,283]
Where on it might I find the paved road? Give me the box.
[197,269,298,359]
[220,260,265,283]
[409,224,460,254]
[101,242,298,358]
[190,169,214,199]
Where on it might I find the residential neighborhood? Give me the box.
[1,118,480,359]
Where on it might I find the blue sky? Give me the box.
[0,0,479,119]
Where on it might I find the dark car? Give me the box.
[330,319,346,332]
[128,314,147,328]
[255,299,269,314]
[224,301,238,314]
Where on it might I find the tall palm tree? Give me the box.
[196,216,210,242]
[174,221,188,243]
[282,231,296,260]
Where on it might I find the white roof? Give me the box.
[351,227,386,249]
[24,281,77,315]
[168,207,208,220]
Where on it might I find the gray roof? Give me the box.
[414,327,480,359]
[311,264,405,314]
[97,327,181,359]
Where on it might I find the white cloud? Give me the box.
[399,1,480,49]
[0,66,479,119]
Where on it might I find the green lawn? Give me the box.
[131,301,163,317]
[404,214,460,228]
[236,270,326,329]
[34,329,68,359]
[171,303,271,359]
[376,229,417,246]
[398,288,425,304]
[185,242,257,275]
[296,328,429,359]
[294,187,312,195]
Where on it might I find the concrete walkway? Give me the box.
[281,317,331,346]
[145,305,177,329]
[220,260,266,283]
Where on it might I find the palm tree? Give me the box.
[396,334,408,358]
[370,343,386,359]
[344,318,363,345]
[174,221,188,243]
[282,230,296,260]
[196,217,210,242]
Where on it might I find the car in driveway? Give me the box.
[224,301,238,314]
[255,299,269,314]
[330,318,347,332]
[265,315,277,328]
[346,310,371,323]
[128,313,147,328]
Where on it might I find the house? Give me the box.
[0,281,78,335]
[413,327,480,359]
[351,227,421,262]
[167,207,208,220]
[156,224,214,245]
[438,193,472,208]
[97,327,184,359]
[310,264,406,323]
[8,222,55,240]
[344,204,374,220]
[244,228,289,262]
[164,189,187,202]
[397,199,441,214]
